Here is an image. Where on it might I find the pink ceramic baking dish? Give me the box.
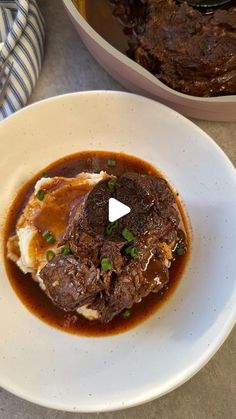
[62,0,236,121]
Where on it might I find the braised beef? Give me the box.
[62,179,111,263]
[116,172,154,235]
[117,173,179,240]
[100,240,125,273]
[96,241,169,322]
[80,179,111,235]
[40,172,182,322]
[40,255,101,311]
[111,0,236,97]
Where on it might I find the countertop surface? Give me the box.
[0,1,235,418]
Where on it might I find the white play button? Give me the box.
[108,198,131,222]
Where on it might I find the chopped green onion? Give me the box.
[101,257,112,271]
[60,244,72,255]
[122,309,131,319]
[42,230,55,244]
[122,227,134,243]
[107,159,116,167]
[125,246,140,259]
[36,189,45,201]
[175,242,186,256]
[46,250,55,262]
[41,172,50,178]
[106,220,118,236]
[108,176,117,193]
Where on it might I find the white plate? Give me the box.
[0,92,235,412]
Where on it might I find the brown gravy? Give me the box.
[73,0,128,53]
[4,151,190,337]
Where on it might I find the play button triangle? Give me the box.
[108,198,131,222]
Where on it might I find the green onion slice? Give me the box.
[175,242,186,256]
[41,172,50,178]
[60,245,72,255]
[122,227,134,243]
[101,257,112,271]
[106,221,118,236]
[42,230,55,244]
[107,159,116,167]
[36,189,45,201]
[46,250,55,262]
[125,245,140,259]
[108,176,117,193]
[122,309,131,319]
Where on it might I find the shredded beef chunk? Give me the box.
[97,252,169,323]
[40,255,101,311]
[117,173,179,241]
[111,0,236,97]
[40,172,183,322]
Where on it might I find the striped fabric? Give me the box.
[0,0,45,120]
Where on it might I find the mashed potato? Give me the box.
[7,171,108,319]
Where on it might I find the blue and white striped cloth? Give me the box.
[0,0,45,120]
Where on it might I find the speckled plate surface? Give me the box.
[0,92,235,412]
